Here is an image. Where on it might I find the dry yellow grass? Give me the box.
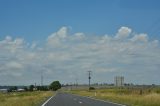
[0,91,53,106]
[68,88,160,106]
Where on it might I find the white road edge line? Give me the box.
[70,93,126,106]
[41,92,57,106]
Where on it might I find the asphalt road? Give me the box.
[43,92,126,106]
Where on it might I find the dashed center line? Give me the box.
[79,101,82,104]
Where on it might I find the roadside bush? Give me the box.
[89,87,95,90]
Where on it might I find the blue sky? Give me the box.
[0,0,160,41]
[0,0,160,85]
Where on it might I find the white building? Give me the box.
[114,76,124,87]
[17,88,25,92]
[0,89,8,93]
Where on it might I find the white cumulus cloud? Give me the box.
[131,33,148,42]
[0,26,160,85]
[115,26,132,39]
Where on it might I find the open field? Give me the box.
[0,91,53,106]
[67,87,160,106]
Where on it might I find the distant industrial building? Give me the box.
[114,76,124,87]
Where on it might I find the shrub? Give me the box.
[89,87,95,90]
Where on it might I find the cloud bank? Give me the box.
[0,26,160,85]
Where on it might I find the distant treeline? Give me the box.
[0,81,62,92]
[0,85,49,92]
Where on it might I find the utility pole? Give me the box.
[75,78,78,88]
[88,71,92,90]
[70,82,72,91]
[41,71,43,86]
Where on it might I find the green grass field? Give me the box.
[68,87,160,106]
[0,91,53,106]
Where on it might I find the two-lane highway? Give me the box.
[42,92,126,106]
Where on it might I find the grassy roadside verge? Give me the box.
[66,88,160,106]
[0,91,54,106]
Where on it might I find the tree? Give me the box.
[24,87,28,91]
[49,81,61,91]
[12,86,17,91]
[37,86,49,91]
[29,85,34,91]
[8,86,17,92]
